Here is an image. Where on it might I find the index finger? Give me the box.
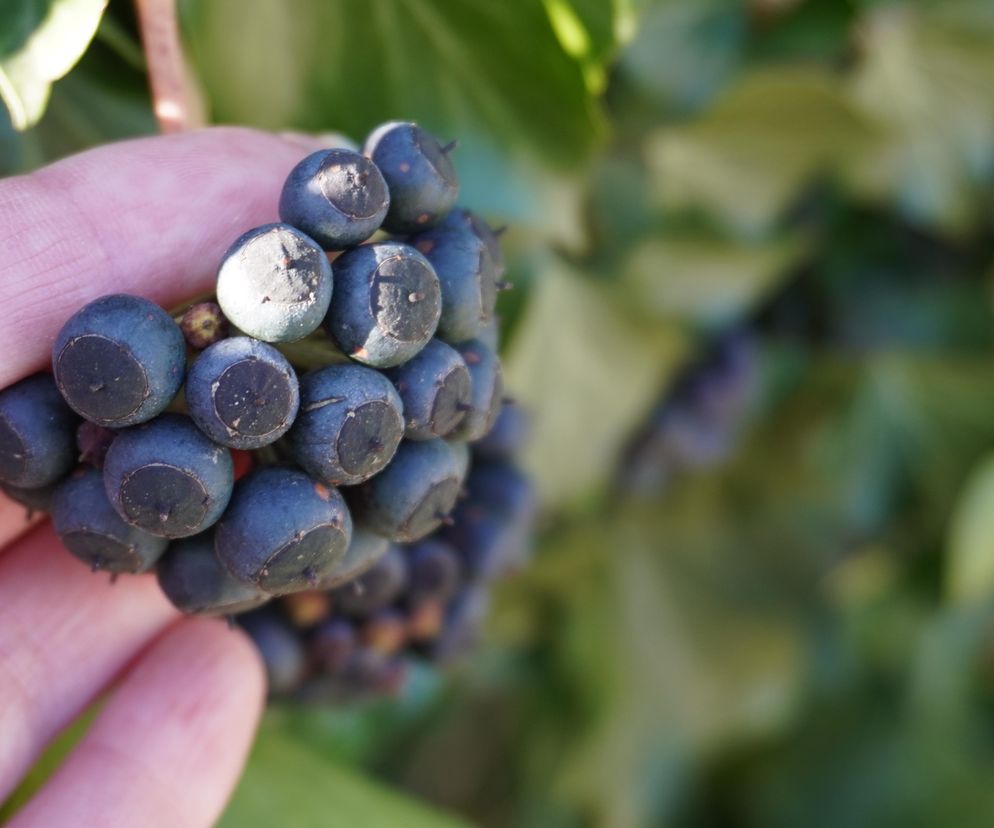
[0,128,322,389]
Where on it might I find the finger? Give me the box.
[0,127,327,388]
[0,523,178,799]
[9,617,264,828]
[0,495,43,549]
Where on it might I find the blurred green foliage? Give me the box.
[6,0,994,825]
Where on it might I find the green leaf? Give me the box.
[645,68,877,238]
[503,259,686,507]
[0,0,108,130]
[221,720,470,828]
[180,0,604,168]
[848,2,994,231]
[945,454,994,605]
[620,231,802,327]
[616,0,746,114]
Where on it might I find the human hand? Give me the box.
[0,128,322,827]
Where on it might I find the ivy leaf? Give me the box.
[849,2,994,231]
[0,0,108,130]
[504,259,686,507]
[945,454,994,605]
[645,68,877,238]
[221,720,470,828]
[621,231,802,328]
[180,0,604,168]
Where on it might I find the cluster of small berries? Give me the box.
[0,121,533,699]
[243,402,534,701]
[618,330,757,495]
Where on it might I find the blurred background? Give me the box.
[5,0,994,825]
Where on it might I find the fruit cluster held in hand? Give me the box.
[0,121,534,703]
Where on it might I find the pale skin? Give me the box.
[0,128,326,827]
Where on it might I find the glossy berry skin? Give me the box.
[287,364,404,486]
[410,227,498,343]
[0,373,78,488]
[472,401,529,461]
[186,337,299,449]
[216,467,353,596]
[384,339,470,440]
[279,149,390,250]
[103,414,234,539]
[216,223,333,343]
[440,208,506,278]
[325,242,441,368]
[313,527,390,589]
[362,121,458,233]
[52,467,168,573]
[52,294,185,427]
[156,531,269,616]
[350,438,470,542]
[332,545,408,616]
[406,538,461,606]
[449,339,503,442]
[239,610,308,694]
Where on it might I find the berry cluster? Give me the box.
[244,403,534,701]
[0,122,533,699]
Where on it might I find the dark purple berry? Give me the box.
[52,294,186,427]
[216,223,332,343]
[384,339,471,440]
[363,121,459,233]
[103,414,234,539]
[186,337,299,449]
[0,373,78,488]
[286,364,404,486]
[324,242,441,367]
[279,149,390,250]
[215,467,352,596]
[52,467,168,573]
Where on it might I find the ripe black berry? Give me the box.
[449,339,503,442]
[215,467,353,595]
[363,121,459,233]
[156,531,269,616]
[410,226,498,343]
[216,223,333,343]
[0,373,78,488]
[325,242,442,367]
[384,339,471,440]
[287,363,404,486]
[279,149,390,250]
[52,294,186,427]
[349,438,470,542]
[52,467,169,573]
[103,414,234,539]
[186,336,299,449]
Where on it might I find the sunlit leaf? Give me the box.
[645,68,877,238]
[221,721,470,828]
[621,231,802,327]
[945,454,994,604]
[504,259,686,507]
[0,0,108,130]
[180,0,603,168]
[849,3,994,230]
